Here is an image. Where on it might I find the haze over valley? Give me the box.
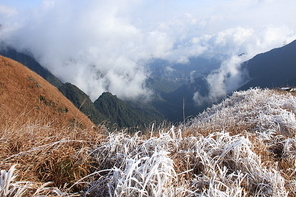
[1,0,296,103]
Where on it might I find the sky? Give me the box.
[0,0,296,102]
[0,0,44,10]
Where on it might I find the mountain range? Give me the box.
[0,47,165,129]
[1,39,296,128]
[240,40,296,90]
[153,39,296,122]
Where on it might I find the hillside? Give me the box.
[58,82,107,125]
[2,88,296,196]
[0,55,94,129]
[240,40,296,90]
[0,49,164,128]
[156,39,296,122]
[94,92,164,129]
[0,47,63,88]
[83,88,296,196]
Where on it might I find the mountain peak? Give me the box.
[240,39,296,90]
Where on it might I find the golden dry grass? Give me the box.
[0,55,94,129]
[0,56,105,195]
[0,121,105,195]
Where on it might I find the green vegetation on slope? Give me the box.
[94,92,164,130]
[146,77,183,94]
[58,83,107,125]
[59,83,164,129]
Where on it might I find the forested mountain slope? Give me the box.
[58,82,107,125]
[240,40,296,89]
[94,92,164,129]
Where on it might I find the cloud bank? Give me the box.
[193,26,296,105]
[0,0,296,101]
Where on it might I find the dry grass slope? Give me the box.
[0,55,94,129]
[0,56,102,195]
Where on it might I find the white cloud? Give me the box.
[192,26,296,104]
[0,5,17,17]
[0,0,296,101]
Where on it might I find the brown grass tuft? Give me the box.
[0,120,104,193]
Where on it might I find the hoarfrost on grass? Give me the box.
[2,88,296,196]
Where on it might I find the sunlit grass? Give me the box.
[1,88,296,196]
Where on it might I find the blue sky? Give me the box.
[0,0,43,10]
[1,0,296,100]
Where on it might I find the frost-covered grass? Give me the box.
[1,88,296,196]
[81,129,290,196]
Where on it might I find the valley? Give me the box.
[1,40,296,128]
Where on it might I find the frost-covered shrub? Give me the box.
[81,127,290,196]
[86,130,181,196]
[0,165,63,197]
[79,89,296,196]
[0,165,27,197]
[189,88,296,143]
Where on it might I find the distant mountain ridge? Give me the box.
[1,39,296,126]
[240,40,296,90]
[58,82,107,124]
[0,47,164,128]
[59,83,164,129]
[0,47,63,88]
[94,92,163,129]
[152,39,296,122]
